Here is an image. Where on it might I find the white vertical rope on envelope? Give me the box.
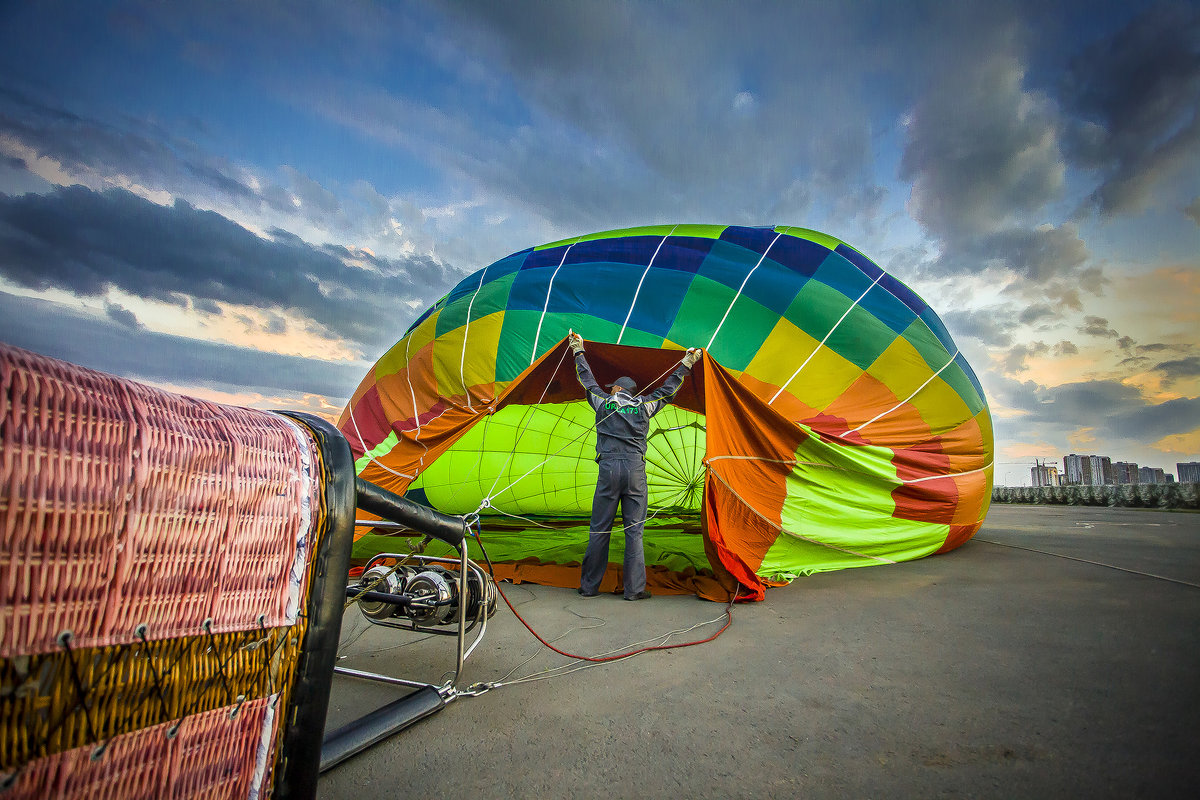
[769,270,886,406]
[530,237,583,365]
[459,263,491,411]
[403,323,432,473]
[705,229,786,351]
[838,349,961,438]
[347,401,416,481]
[617,224,678,345]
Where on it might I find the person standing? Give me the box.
[568,332,701,600]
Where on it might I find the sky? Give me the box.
[0,0,1197,485]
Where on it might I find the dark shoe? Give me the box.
[577,588,600,598]
[624,590,652,601]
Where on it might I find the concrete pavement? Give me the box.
[319,504,1200,798]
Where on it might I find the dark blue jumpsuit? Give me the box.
[574,352,692,598]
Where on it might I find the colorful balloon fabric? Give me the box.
[339,225,993,601]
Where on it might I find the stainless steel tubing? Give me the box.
[319,686,445,773]
[331,666,436,690]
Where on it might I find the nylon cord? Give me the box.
[975,538,1200,589]
[472,526,737,667]
[475,351,685,520]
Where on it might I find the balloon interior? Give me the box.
[340,225,993,601]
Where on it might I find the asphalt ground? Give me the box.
[318,505,1200,798]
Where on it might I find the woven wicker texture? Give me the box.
[2,697,274,799]
[0,343,339,795]
[1,343,320,657]
[0,625,299,773]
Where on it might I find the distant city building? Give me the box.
[1139,466,1168,484]
[1062,454,1115,486]
[1113,462,1140,484]
[1031,461,1060,487]
[1084,455,1110,486]
[1063,454,1084,485]
[1178,462,1200,484]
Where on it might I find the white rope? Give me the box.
[483,404,537,505]
[839,349,960,438]
[484,505,561,529]
[617,225,678,344]
[459,264,491,410]
[403,328,430,472]
[494,606,606,684]
[769,270,886,405]
[705,229,785,351]
[530,238,582,365]
[902,460,994,484]
[705,453,994,485]
[482,344,575,502]
[476,355,682,518]
[481,346,575,508]
[754,233,978,425]
[706,464,897,565]
[495,609,729,688]
[348,402,415,481]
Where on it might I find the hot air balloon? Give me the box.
[339,225,993,600]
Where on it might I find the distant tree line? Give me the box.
[992,483,1199,510]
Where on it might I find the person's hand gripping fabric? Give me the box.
[681,347,702,369]
[568,331,585,355]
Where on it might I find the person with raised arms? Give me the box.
[568,331,702,600]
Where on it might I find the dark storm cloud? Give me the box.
[104,301,141,329]
[0,87,338,223]
[1187,197,1200,225]
[0,291,362,398]
[1058,2,1200,215]
[901,43,1064,245]
[265,313,288,335]
[999,377,1200,441]
[193,297,222,314]
[0,185,462,352]
[941,308,1017,347]
[1019,304,1058,325]
[954,224,1090,281]
[330,0,900,233]
[895,36,1108,287]
[1001,341,1049,374]
[0,87,245,205]
[1052,340,1078,356]
[1153,356,1200,384]
[1079,316,1119,338]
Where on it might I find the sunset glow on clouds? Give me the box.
[1,1,1197,475]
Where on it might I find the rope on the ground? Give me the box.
[472,527,736,664]
[975,538,1200,589]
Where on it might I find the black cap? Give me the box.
[607,376,636,391]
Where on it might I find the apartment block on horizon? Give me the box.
[1113,461,1140,484]
[1063,453,1113,486]
[1139,466,1169,484]
[1031,462,1061,487]
[1179,462,1200,484]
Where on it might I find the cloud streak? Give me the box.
[998,377,1200,442]
[0,185,463,354]
[1059,2,1200,216]
[0,290,363,398]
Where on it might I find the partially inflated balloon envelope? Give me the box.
[339,225,993,601]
